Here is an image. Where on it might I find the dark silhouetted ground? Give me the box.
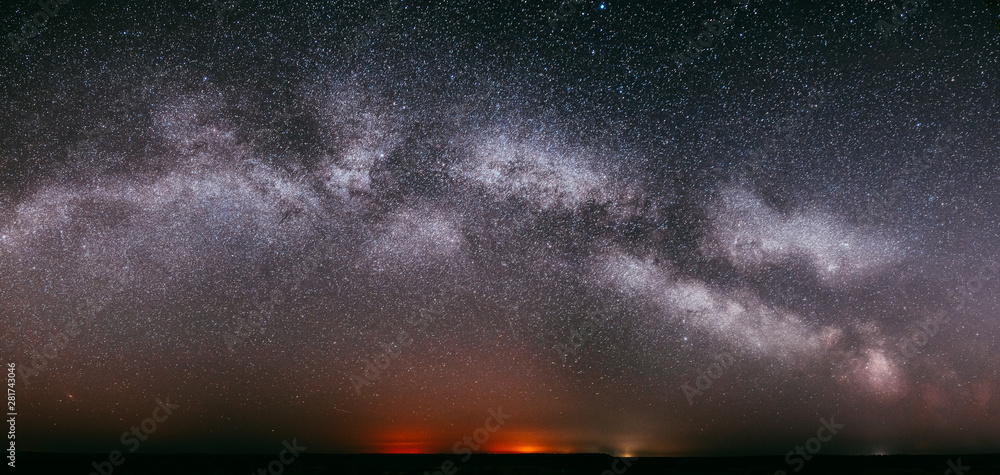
[14,452,1000,474]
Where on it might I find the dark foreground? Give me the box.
[15,452,999,474]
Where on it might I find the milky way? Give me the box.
[1,0,999,457]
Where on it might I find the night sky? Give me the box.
[2,0,999,458]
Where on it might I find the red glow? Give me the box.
[376,442,432,454]
[488,441,569,454]
[368,429,436,454]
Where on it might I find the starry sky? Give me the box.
[2,0,999,457]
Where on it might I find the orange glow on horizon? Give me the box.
[487,442,574,454]
[498,445,546,454]
[364,427,587,455]
[367,428,437,454]
[376,442,433,454]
